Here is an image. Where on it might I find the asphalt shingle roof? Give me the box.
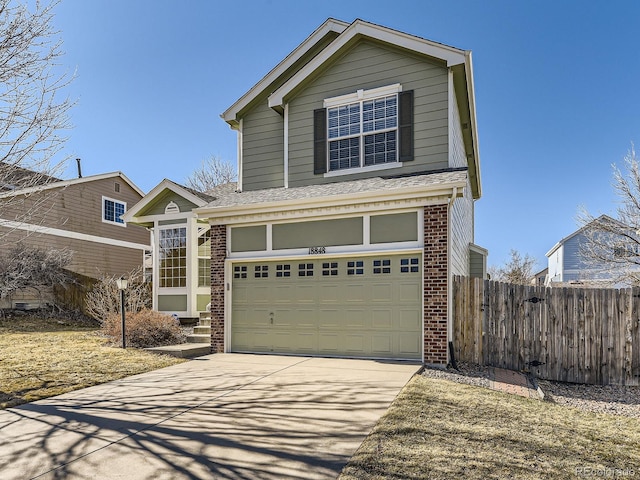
[202,169,467,209]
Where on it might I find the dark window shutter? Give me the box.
[314,108,327,174]
[398,90,414,162]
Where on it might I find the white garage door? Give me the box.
[231,254,422,359]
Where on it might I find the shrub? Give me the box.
[85,267,151,322]
[101,309,186,348]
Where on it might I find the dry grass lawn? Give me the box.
[340,375,640,480]
[0,316,186,408]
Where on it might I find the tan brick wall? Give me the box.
[423,205,449,364]
[210,225,226,353]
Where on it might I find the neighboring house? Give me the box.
[533,267,548,287]
[546,215,634,286]
[126,18,485,365]
[0,170,151,307]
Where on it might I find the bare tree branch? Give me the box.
[0,0,74,237]
[578,144,640,286]
[489,249,537,285]
[184,155,237,193]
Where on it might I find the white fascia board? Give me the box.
[221,18,349,125]
[268,19,467,110]
[194,181,466,225]
[0,171,145,199]
[545,241,563,258]
[123,179,208,222]
[463,52,482,198]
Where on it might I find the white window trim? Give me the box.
[102,196,127,227]
[157,225,188,289]
[324,83,403,175]
[323,83,402,108]
[323,161,403,178]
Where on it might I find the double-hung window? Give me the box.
[103,196,126,225]
[315,84,413,175]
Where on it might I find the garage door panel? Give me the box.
[318,333,339,353]
[318,284,339,304]
[345,309,366,328]
[371,283,393,302]
[344,334,365,353]
[318,308,340,328]
[344,284,366,303]
[398,309,421,330]
[295,284,316,304]
[372,309,393,329]
[398,333,421,355]
[371,335,392,355]
[232,255,422,360]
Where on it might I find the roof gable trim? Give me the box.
[268,19,467,110]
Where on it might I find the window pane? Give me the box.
[159,227,187,287]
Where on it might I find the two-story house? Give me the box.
[126,18,485,365]
[0,168,151,308]
[546,215,639,286]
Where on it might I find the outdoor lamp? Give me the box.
[116,276,128,348]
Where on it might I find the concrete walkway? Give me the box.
[0,354,419,480]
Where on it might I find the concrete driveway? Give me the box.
[0,354,419,479]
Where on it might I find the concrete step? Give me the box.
[193,326,211,335]
[198,319,212,327]
[187,334,211,344]
[144,344,210,358]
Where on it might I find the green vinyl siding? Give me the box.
[287,40,449,187]
[231,225,267,252]
[450,184,474,276]
[136,189,198,216]
[158,294,188,312]
[242,102,284,191]
[158,218,187,226]
[197,294,211,312]
[272,217,363,249]
[370,212,418,244]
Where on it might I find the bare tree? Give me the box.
[0,0,74,207]
[489,249,537,285]
[0,242,73,299]
[184,155,236,193]
[578,144,640,286]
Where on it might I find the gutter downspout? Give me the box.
[284,103,289,188]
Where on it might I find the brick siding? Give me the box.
[423,205,449,364]
[210,224,226,353]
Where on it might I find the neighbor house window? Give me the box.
[158,227,187,287]
[103,196,126,225]
[197,227,211,287]
[314,84,413,175]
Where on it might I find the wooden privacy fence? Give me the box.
[452,276,640,385]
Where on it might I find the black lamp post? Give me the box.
[116,276,128,348]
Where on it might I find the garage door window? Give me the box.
[347,260,364,275]
[255,265,269,278]
[373,259,391,274]
[400,258,420,273]
[322,262,338,276]
[298,263,314,277]
[276,264,291,277]
[234,265,247,279]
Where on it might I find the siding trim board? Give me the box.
[0,218,150,251]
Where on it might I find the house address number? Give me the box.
[309,246,326,255]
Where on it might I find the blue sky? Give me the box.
[51,0,640,270]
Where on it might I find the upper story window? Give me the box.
[103,196,126,225]
[327,95,397,171]
[314,84,413,176]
